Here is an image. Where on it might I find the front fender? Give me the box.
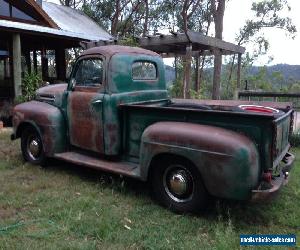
[140,122,260,200]
[12,101,67,156]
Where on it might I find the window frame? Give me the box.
[70,55,105,92]
[131,60,158,82]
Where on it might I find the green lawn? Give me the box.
[0,129,299,250]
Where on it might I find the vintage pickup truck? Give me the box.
[11,45,295,213]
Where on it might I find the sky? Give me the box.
[45,0,300,66]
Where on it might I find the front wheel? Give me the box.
[150,156,209,213]
[21,127,46,165]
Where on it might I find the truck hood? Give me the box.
[36,83,68,107]
[36,83,68,96]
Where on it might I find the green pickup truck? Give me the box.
[11,45,295,213]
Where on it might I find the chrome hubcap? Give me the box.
[163,166,194,203]
[169,172,188,196]
[27,137,41,159]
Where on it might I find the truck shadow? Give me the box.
[44,158,286,228]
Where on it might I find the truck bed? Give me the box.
[120,99,293,171]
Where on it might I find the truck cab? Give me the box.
[11,45,295,213]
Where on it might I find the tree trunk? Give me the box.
[111,0,121,36]
[142,0,149,36]
[211,0,225,100]
[212,49,221,99]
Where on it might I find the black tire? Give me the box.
[21,126,46,166]
[150,156,209,214]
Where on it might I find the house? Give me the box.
[0,0,112,100]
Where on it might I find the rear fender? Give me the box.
[12,101,67,156]
[140,122,260,200]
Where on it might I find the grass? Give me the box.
[0,128,299,250]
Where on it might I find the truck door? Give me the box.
[67,57,105,153]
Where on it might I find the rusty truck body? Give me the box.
[11,45,295,213]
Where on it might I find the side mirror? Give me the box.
[70,78,76,90]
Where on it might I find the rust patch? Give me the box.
[172,98,292,111]
[69,91,104,153]
[141,121,260,199]
[143,122,253,154]
[36,83,67,96]
[81,45,160,59]
[13,101,62,155]
[105,123,118,150]
[54,151,138,178]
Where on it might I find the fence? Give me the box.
[238,91,300,110]
[238,91,300,131]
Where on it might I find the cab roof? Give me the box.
[81,45,160,58]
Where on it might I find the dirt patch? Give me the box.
[0,207,17,220]
[0,128,12,133]
[17,175,37,184]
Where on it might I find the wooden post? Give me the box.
[25,49,31,74]
[3,40,10,79]
[183,44,192,99]
[212,48,222,100]
[4,58,9,78]
[41,47,48,81]
[55,48,66,81]
[235,53,242,100]
[195,52,200,92]
[174,56,177,79]
[33,50,38,74]
[237,53,242,89]
[12,33,22,97]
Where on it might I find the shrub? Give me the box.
[20,72,42,102]
[290,129,300,147]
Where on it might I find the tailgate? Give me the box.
[272,109,294,168]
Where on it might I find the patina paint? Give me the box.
[100,52,168,155]
[139,122,260,200]
[11,45,295,202]
[108,54,166,93]
[68,90,104,153]
[13,101,66,156]
[121,102,276,170]
[36,83,67,107]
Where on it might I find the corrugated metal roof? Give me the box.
[0,2,112,42]
[42,2,112,41]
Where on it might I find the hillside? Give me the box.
[249,64,300,81]
[165,64,300,87]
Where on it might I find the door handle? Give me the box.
[92,100,102,104]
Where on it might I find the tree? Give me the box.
[227,0,296,85]
[210,0,225,100]
[59,0,84,8]
[180,0,203,98]
[78,0,296,100]
[81,0,169,37]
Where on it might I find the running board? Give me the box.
[54,151,140,178]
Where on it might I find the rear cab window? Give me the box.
[132,61,157,80]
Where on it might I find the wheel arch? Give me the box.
[12,101,67,156]
[140,121,261,200]
[16,121,41,139]
[148,153,198,180]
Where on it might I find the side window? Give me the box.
[132,61,157,80]
[74,58,103,87]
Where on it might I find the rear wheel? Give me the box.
[150,156,208,213]
[21,127,46,165]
